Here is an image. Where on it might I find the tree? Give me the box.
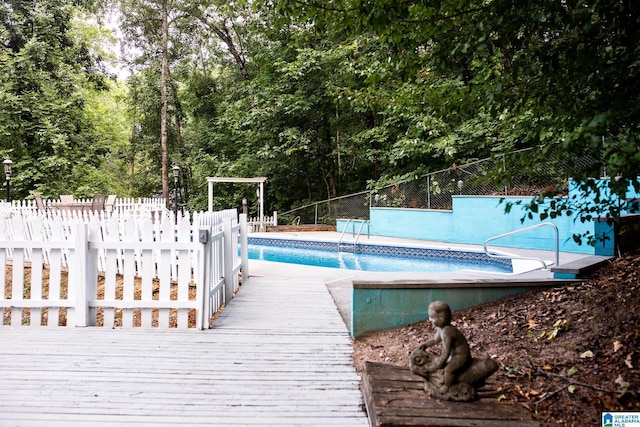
[0,0,117,199]
[116,0,175,203]
[196,18,392,209]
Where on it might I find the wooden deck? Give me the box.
[0,277,369,426]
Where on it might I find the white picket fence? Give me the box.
[3,197,167,218]
[247,213,278,232]
[0,208,246,329]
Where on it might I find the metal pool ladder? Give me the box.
[484,222,559,269]
[338,219,369,253]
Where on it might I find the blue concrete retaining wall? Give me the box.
[338,179,639,256]
[369,196,605,255]
[338,196,608,255]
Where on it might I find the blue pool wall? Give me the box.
[351,282,551,337]
[338,179,640,256]
[368,196,604,255]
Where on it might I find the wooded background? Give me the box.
[1,0,638,223]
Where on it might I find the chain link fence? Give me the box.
[279,147,597,225]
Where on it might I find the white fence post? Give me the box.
[197,227,211,330]
[239,214,249,284]
[222,218,234,305]
[71,223,90,327]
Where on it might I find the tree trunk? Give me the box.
[193,13,249,80]
[129,122,137,196]
[160,0,170,206]
[169,81,184,159]
[210,22,249,80]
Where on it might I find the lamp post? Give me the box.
[172,164,180,223]
[3,158,12,202]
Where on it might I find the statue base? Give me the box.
[409,347,499,402]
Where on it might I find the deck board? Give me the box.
[0,277,368,426]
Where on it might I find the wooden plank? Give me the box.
[158,219,173,328]
[88,299,199,309]
[363,362,545,427]
[177,219,191,328]
[30,221,44,327]
[0,299,71,308]
[11,248,25,326]
[47,244,63,327]
[102,218,119,328]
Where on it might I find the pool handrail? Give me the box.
[353,219,369,247]
[483,222,559,270]
[338,219,369,252]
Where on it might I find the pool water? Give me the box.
[246,240,512,273]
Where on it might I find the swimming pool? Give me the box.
[246,237,512,273]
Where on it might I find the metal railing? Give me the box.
[338,219,369,252]
[483,222,559,270]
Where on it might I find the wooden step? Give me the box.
[550,255,613,279]
[362,361,546,427]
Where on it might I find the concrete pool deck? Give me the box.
[246,232,593,333]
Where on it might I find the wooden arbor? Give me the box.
[207,176,267,229]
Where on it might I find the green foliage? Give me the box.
[0,0,127,199]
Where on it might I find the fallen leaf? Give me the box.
[567,384,576,394]
[580,350,594,358]
[615,375,630,390]
[528,319,538,329]
[613,340,623,352]
[600,396,616,411]
[625,352,634,369]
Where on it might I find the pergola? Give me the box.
[206,176,268,222]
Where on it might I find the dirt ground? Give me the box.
[352,251,640,426]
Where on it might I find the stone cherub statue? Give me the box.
[410,301,498,401]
